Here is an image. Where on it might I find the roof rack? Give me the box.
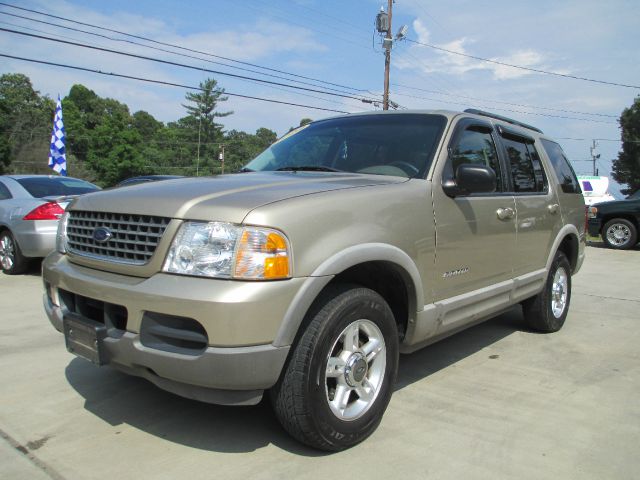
[464,108,543,134]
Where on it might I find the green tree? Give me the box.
[0,73,54,174]
[612,96,640,195]
[224,127,277,172]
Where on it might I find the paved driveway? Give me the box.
[1,244,639,480]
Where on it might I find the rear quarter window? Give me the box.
[0,181,12,200]
[540,139,581,194]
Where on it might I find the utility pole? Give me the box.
[590,140,600,176]
[383,0,393,110]
[376,3,407,110]
[219,144,225,175]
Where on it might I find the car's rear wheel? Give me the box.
[270,285,399,451]
[602,218,637,250]
[0,230,28,275]
[522,252,571,333]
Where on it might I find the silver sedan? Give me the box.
[0,175,100,274]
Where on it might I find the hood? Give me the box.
[70,172,407,223]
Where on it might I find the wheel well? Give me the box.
[328,261,413,341]
[557,234,579,272]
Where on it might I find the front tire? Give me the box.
[0,230,28,275]
[522,252,571,333]
[602,218,637,250]
[270,285,399,451]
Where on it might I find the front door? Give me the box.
[431,119,516,312]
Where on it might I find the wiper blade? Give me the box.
[237,167,254,173]
[276,166,342,172]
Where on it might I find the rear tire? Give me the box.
[0,230,28,275]
[602,218,637,250]
[270,285,399,451]
[522,252,571,333]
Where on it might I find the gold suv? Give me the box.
[43,109,586,451]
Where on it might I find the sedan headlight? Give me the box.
[56,211,69,254]
[163,221,291,280]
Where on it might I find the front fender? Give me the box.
[272,243,424,347]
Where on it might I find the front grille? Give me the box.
[66,211,170,265]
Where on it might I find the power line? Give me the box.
[0,10,372,100]
[391,83,618,119]
[405,38,640,90]
[0,53,351,114]
[0,27,376,105]
[387,89,617,125]
[0,1,368,94]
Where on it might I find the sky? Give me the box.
[0,0,638,195]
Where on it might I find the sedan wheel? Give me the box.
[0,231,28,275]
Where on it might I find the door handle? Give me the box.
[548,203,560,214]
[496,207,515,220]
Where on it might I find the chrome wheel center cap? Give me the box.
[553,283,563,301]
[344,353,368,387]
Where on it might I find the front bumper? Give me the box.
[42,253,304,404]
[587,218,603,237]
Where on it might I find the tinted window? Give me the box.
[0,181,11,200]
[528,144,548,192]
[450,128,502,191]
[16,177,100,198]
[540,139,581,194]
[503,138,546,193]
[245,114,447,178]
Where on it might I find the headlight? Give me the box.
[56,211,69,254]
[163,221,291,280]
[587,206,598,219]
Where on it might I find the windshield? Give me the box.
[244,114,447,178]
[17,177,100,198]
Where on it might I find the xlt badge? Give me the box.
[443,267,470,278]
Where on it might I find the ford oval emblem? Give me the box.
[93,227,112,243]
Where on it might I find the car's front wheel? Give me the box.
[602,218,637,250]
[0,230,28,275]
[271,285,399,451]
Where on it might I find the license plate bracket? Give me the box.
[63,313,107,365]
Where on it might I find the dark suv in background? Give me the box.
[588,190,640,249]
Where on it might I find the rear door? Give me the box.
[496,128,562,277]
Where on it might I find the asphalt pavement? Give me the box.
[1,243,639,480]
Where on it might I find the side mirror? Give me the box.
[442,163,497,198]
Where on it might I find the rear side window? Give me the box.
[0,181,12,200]
[540,139,581,194]
[16,177,99,197]
[503,137,547,193]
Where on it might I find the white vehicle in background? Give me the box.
[577,175,616,205]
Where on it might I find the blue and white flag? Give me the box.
[48,95,67,176]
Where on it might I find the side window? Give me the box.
[450,128,502,191]
[528,144,548,192]
[0,182,12,200]
[503,137,546,193]
[540,139,581,194]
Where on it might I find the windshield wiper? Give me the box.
[276,166,342,172]
[237,167,254,173]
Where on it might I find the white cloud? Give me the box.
[404,19,550,81]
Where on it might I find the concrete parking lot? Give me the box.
[1,244,639,480]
